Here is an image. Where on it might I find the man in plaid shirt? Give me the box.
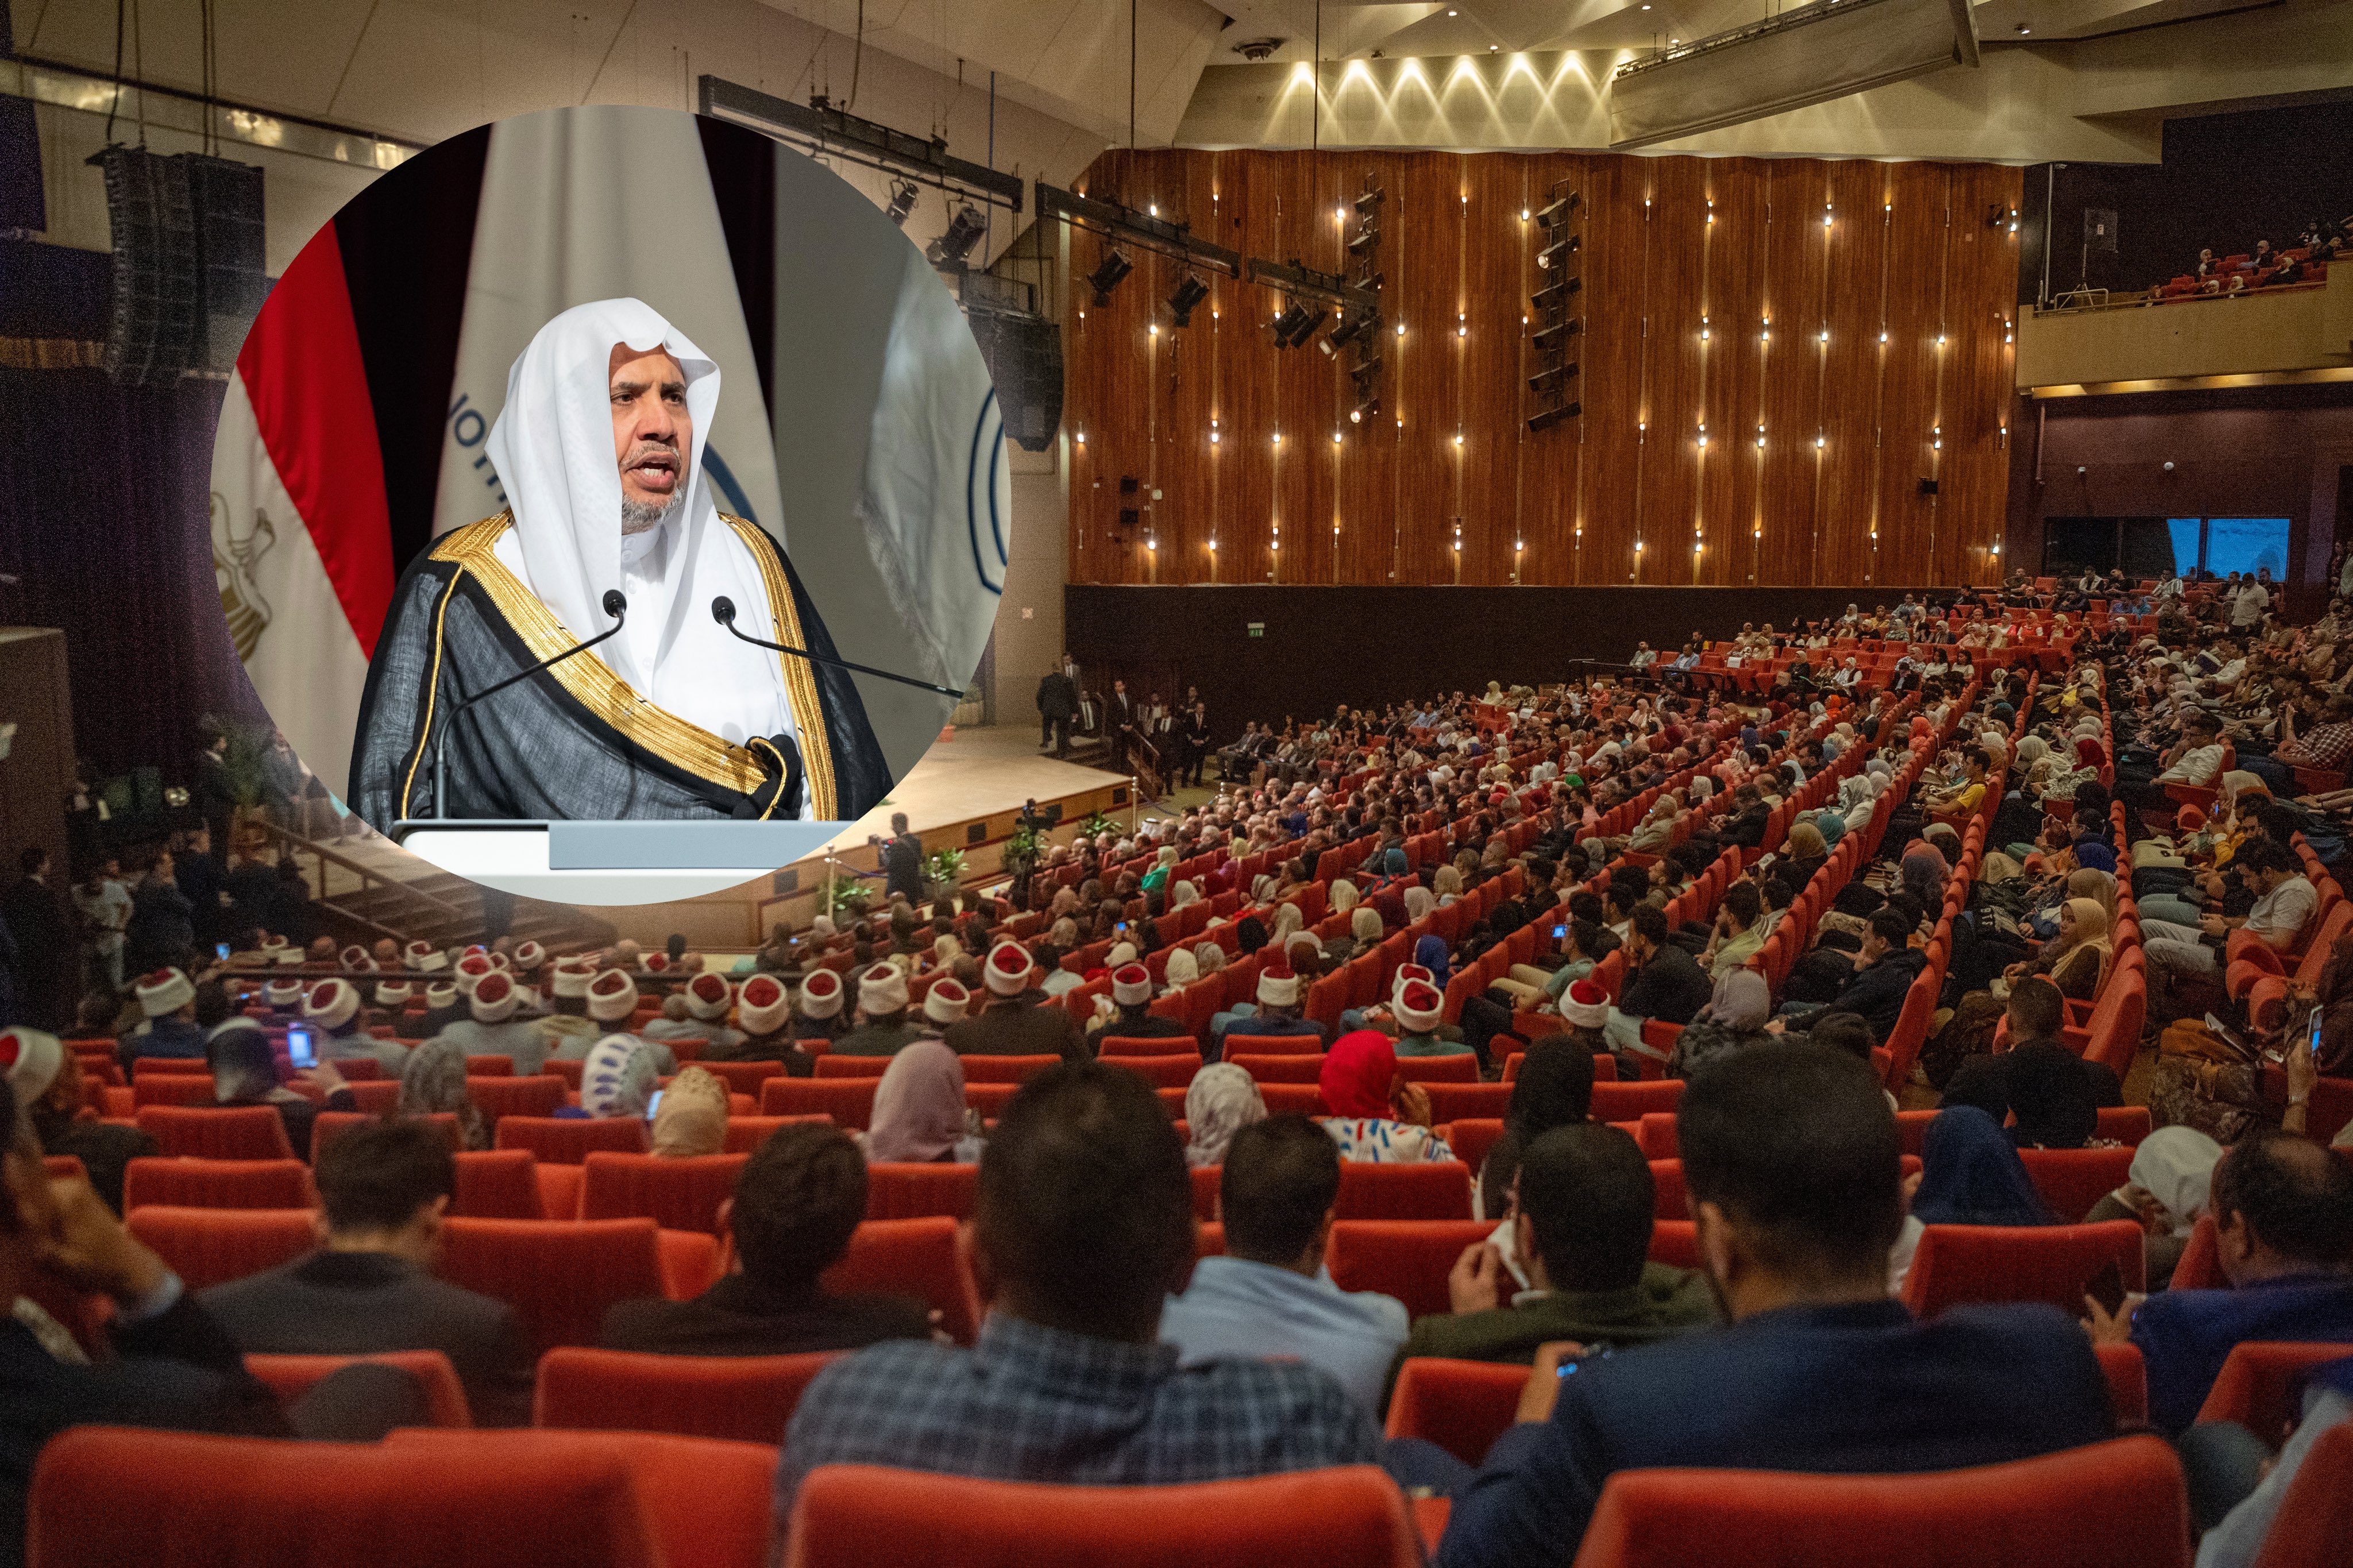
[2247,691,2353,794]
[772,1063,1383,1539]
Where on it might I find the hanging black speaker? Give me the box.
[966,308,1064,454]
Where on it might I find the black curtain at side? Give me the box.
[336,123,491,576]
[0,368,260,781]
[697,117,778,418]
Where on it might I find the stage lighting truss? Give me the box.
[1167,272,1211,328]
[1527,179,1583,434]
[1037,179,1245,320]
[1086,248,1135,307]
[885,177,920,227]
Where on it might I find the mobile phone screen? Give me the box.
[2312,1007,2327,1057]
[215,942,231,961]
[1556,1345,1615,1377]
[1552,925,1567,940]
[284,1026,315,1069]
[644,1090,665,1121]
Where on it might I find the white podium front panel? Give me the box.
[392,820,856,905]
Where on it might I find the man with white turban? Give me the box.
[353,298,889,828]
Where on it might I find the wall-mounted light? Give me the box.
[1819,329,1829,344]
[1396,322,1407,337]
[1075,431,1086,445]
[1454,432,1465,446]
[1148,324,1158,337]
[1271,432,1281,446]
[1332,431,1343,444]
[1519,207,1530,221]
[1815,435,1826,449]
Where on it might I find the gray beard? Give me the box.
[620,495,680,534]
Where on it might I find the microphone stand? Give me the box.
[433,590,628,817]
[711,597,967,697]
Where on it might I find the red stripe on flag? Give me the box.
[236,224,398,658]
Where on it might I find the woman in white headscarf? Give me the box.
[2086,1125,2222,1289]
[862,1040,982,1163]
[580,1034,664,1119]
[1183,1063,1267,1168]
[1329,879,1360,915]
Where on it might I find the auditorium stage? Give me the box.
[853,724,1141,847]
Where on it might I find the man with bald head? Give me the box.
[353,299,889,829]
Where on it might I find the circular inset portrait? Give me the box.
[209,104,1006,902]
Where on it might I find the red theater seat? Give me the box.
[780,1462,1422,1568]
[2250,1420,2353,1568]
[1325,1221,1492,1319]
[956,1053,1059,1083]
[245,1349,473,1428]
[812,1056,890,1079]
[765,1078,876,1129]
[121,1157,313,1211]
[453,1149,546,1219]
[311,1111,462,1160]
[133,1106,294,1161]
[863,1162,980,1221]
[1384,1357,1526,1467]
[534,1346,842,1445]
[496,1115,647,1164]
[26,1426,668,1568]
[1567,1435,2189,1568]
[722,1114,832,1153]
[124,1206,315,1289]
[1333,1161,1473,1221]
[2196,1341,2353,1446]
[463,1075,568,1122]
[578,1152,747,1235]
[2018,1146,2138,1223]
[1900,1222,2144,1319]
[819,1217,982,1345]
[1100,1053,1202,1088]
[437,1217,668,1354]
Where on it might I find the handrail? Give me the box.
[245,816,469,927]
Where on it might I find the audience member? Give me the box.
[831,964,927,1058]
[1158,1115,1409,1415]
[642,973,747,1056]
[395,1038,490,1152]
[1318,1030,1455,1163]
[1908,1106,2057,1227]
[649,1065,730,1158]
[206,1020,358,1163]
[427,971,551,1073]
[4,1026,156,1215]
[863,1041,982,1164]
[118,966,205,1069]
[1181,1063,1266,1168]
[2086,1125,2222,1292]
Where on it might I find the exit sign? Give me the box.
[1247,622,1264,638]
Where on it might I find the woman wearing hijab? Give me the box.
[1317,1030,1455,1164]
[579,1034,665,1121]
[1899,840,1950,912]
[398,1037,491,1152]
[863,1041,982,1164]
[2086,1126,2221,1289]
[1183,1064,1267,1169]
[1911,1106,2057,1227]
[1194,940,1228,976]
[650,1064,730,1158]
[1269,901,1305,954]
[2005,896,2112,1002]
[206,1021,359,1164]
[1329,879,1360,915]
[1170,879,1201,910]
[1433,865,1465,906]
[1403,885,1436,925]
[1162,947,1201,993]
[1665,970,1775,1081]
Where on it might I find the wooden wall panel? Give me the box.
[1067,148,2019,592]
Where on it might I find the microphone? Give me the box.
[711,596,966,697]
[431,590,627,817]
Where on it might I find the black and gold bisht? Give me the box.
[350,512,891,831]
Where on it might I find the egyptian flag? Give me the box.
[208,226,395,802]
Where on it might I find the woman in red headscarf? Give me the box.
[1317,1029,1455,1163]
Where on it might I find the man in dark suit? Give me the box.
[601,1123,932,1356]
[200,1119,534,1427]
[0,1075,291,1566]
[191,724,238,870]
[1107,679,1138,773]
[1608,905,1714,1073]
[1036,665,1079,758]
[944,942,1085,1062]
[1,849,69,1032]
[1416,1043,2115,1567]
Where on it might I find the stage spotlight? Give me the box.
[1527,400,1580,433]
[1530,280,1578,314]
[1353,186,1386,217]
[1270,303,1310,345]
[1530,316,1580,352]
[1528,362,1579,395]
[1086,248,1135,306]
[886,178,920,227]
[1167,272,1210,327]
[1534,192,1580,227]
[1328,310,1375,350]
[926,203,987,268]
[1347,224,1380,257]
[1536,233,1580,270]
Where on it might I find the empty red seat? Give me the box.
[1221,1031,1324,1056]
[464,1075,568,1122]
[578,1152,748,1234]
[692,1060,788,1096]
[1334,1161,1473,1221]
[2250,1419,2353,1568]
[496,1115,647,1164]
[722,1114,833,1153]
[2195,1341,2353,1446]
[2017,1146,2137,1223]
[1422,1083,1511,1122]
[133,1106,295,1161]
[956,1054,1060,1083]
[26,1426,668,1568]
[1257,1083,1330,1116]
[453,1149,546,1218]
[124,1206,315,1289]
[1444,1119,1505,1180]
[863,1162,981,1221]
[765,1078,877,1129]
[1384,1356,1525,1467]
[812,1055,890,1079]
[121,1157,313,1211]
[464,1056,515,1077]
[437,1216,668,1354]
[534,1346,842,1444]
[780,1462,1422,1568]
[1230,1053,1328,1083]
[1900,1221,2144,1319]
[1099,1035,1201,1059]
[1100,1053,1202,1088]
[1325,1220,1492,1319]
[1569,1435,2189,1568]
[1392,1055,1479,1083]
[1590,1080,1684,1121]
[245,1349,473,1428]
[130,1074,219,1108]
[819,1217,982,1344]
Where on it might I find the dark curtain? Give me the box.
[697,117,777,416]
[0,366,263,782]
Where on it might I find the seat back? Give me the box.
[437,1217,667,1354]
[495,1116,649,1164]
[1589,1080,1684,1121]
[2016,1146,2138,1223]
[819,1217,982,1344]
[1325,1220,1493,1319]
[1444,1119,1506,1181]
[812,1055,891,1079]
[121,1157,313,1211]
[246,1349,473,1428]
[764,1078,877,1129]
[2195,1341,2353,1446]
[1392,1054,1479,1083]
[1383,1357,1526,1469]
[124,1206,315,1289]
[311,1111,462,1160]
[534,1346,843,1445]
[1569,1435,2189,1568]
[1100,1035,1201,1059]
[1900,1221,2145,1318]
[781,1462,1421,1568]
[453,1149,546,1219]
[863,1162,981,1221]
[133,1105,295,1161]
[26,1427,664,1568]
[578,1152,749,1235]
[2251,1420,2353,1568]
[464,1075,568,1123]
[1333,1161,1473,1221]
[1229,1053,1329,1084]
[956,1054,1060,1083]
[1100,1053,1203,1088]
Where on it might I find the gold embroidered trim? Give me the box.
[422,512,778,800]
[716,513,839,820]
[396,567,469,820]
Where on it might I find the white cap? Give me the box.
[550,963,595,999]
[587,969,639,1024]
[924,978,971,1026]
[984,941,1033,997]
[1561,978,1609,1030]
[1106,941,1139,968]
[425,982,458,1010]
[136,967,195,1019]
[264,979,304,1007]
[798,968,844,1020]
[469,971,520,1024]
[737,974,790,1034]
[1112,963,1152,1009]
[373,980,413,1006]
[512,941,546,970]
[339,945,374,972]
[454,953,496,996]
[407,941,448,973]
[0,1026,65,1101]
[1394,964,1434,988]
[859,963,909,1016]
[1255,965,1301,1007]
[1394,980,1444,1034]
[304,978,360,1032]
[684,972,733,1021]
